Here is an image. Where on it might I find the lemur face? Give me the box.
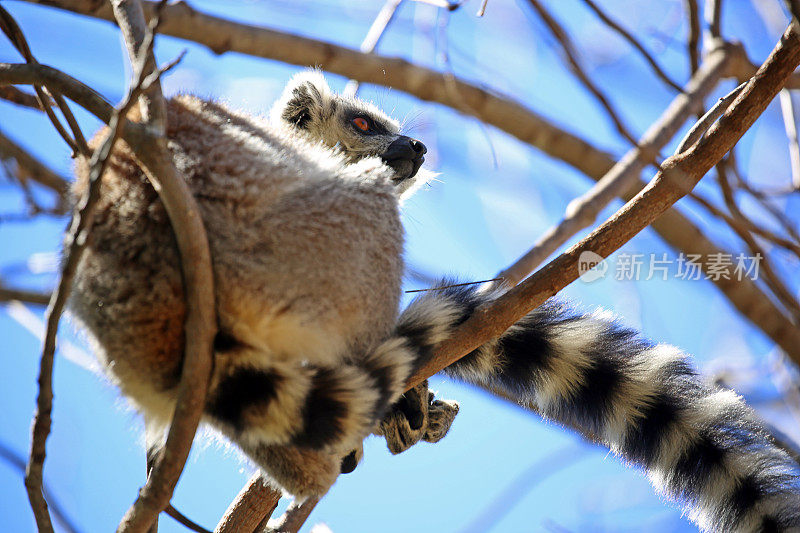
[271,71,428,190]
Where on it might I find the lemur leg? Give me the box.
[205,335,411,494]
[241,443,341,499]
[376,380,459,454]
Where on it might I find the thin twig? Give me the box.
[675,81,746,153]
[0,128,70,209]
[779,89,800,189]
[460,445,592,533]
[343,0,403,97]
[496,46,731,286]
[580,0,683,92]
[0,440,80,533]
[111,0,166,130]
[165,505,212,533]
[685,0,701,75]
[716,160,800,322]
[728,152,800,246]
[526,0,639,147]
[0,285,51,305]
[265,497,320,533]
[689,191,800,260]
[405,278,503,293]
[0,85,47,109]
[705,0,723,40]
[0,5,88,156]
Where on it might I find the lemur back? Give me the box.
[69,72,800,531]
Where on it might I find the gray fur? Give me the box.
[69,72,800,530]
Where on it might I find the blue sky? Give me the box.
[1,1,799,531]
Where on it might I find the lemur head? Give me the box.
[271,70,429,196]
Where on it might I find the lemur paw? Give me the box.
[423,397,459,443]
[377,380,459,454]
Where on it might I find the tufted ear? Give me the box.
[271,70,334,129]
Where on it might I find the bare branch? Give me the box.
[685,0,701,75]
[165,505,212,533]
[215,474,281,533]
[0,285,51,305]
[24,28,153,533]
[731,160,800,245]
[580,0,683,92]
[264,497,320,533]
[526,0,639,147]
[23,0,800,139]
[0,12,212,533]
[0,63,115,123]
[676,81,745,153]
[0,5,88,156]
[689,192,800,260]
[0,128,70,209]
[497,45,731,285]
[407,22,800,388]
[110,0,166,131]
[0,85,47,109]
[705,0,723,40]
[779,89,800,189]
[343,0,403,97]
[0,440,79,533]
[716,161,800,322]
[106,3,215,533]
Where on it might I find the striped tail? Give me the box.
[205,335,417,455]
[397,283,800,533]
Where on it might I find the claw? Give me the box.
[377,380,459,454]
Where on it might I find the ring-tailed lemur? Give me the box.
[68,71,800,532]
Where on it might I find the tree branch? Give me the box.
[104,3,215,533]
[23,29,156,533]
[0,285,51,305]
[526,0,639,147]
[0,4,88,156]
[214,474,281,533]
[343,0,403,97]
[685,0,701,75]
[264,497,320,533]
[0,128,70,209]
[580,0,683,92]
[407,21,800,388]
[497,44,731,286]
[0,84,48,109]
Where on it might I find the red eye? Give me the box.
[352,117,370,132]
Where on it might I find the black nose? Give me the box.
[382,136,427,161]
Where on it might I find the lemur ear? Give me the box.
[271,70,334,129]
